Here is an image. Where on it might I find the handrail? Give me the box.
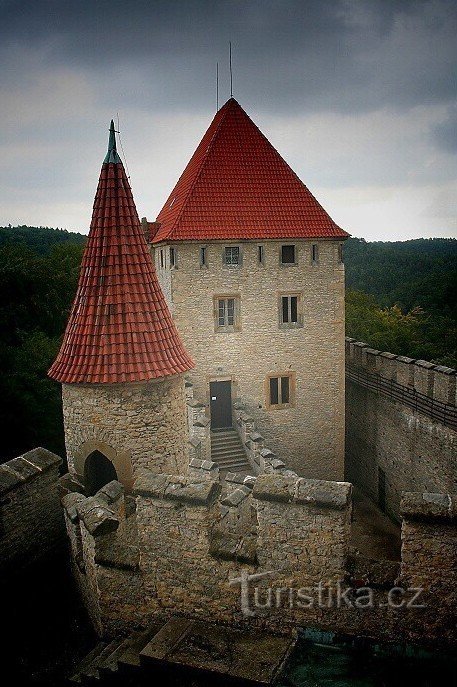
[346,364,457,431]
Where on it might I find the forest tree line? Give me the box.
[0,226,455,461]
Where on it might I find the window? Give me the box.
[258,245,265,264]
[223,245,241,266]
[338,243,344,264]
[281,244,296,265]
[200,246,208,267]
[279,294,302,327]
[266,373,295,409]
[169,247,176,268]
[160,249,164,268]
[214,295,240,332]
[312,244,318,263]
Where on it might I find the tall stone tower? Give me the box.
[150,98,349,480]
[49,122,194,494]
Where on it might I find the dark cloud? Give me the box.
[1,0,456,114]
[433,104,457,152]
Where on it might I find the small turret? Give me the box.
[49,122,194,492]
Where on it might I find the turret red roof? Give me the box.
[48,122,194,384]
[154,98,348,243]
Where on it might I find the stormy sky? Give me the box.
[1,0,456,240]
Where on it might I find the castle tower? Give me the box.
[49,122,194,493]
[150,98,349,480]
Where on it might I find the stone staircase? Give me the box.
[69,616,296,686]
[210,427,252,473]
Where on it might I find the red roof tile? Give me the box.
[154,98,349,243]
[48,124,194,384]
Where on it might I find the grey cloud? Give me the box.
[432,104,457,152]
[1,0,456,115]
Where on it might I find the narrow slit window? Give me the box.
[312,244,318,262]
[160,249,164,268]
[280,376,290,404]
[269,377,279,406]
[200,246,207,267]
[258,245,265,264]
[338,244,344,263]
[169,247,176,267]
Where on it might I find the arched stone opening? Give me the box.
[84,450,118,496]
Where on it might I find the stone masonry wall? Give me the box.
[62,480,148,637]
[154,239,345,480]
[345,340,456,520]
[0,448,63,573]
[400,492,457,645]
[62,471,457,645]
[62,375,189,491]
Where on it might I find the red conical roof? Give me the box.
[49,122,194,384]
[153,98,349,243]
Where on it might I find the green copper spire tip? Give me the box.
[104,119,122,164]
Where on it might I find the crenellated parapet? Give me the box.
[61,478,147,637]
[345,337,456,411]
[0,448,63,573]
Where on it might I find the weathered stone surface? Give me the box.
[0,466,23,495]
[253,473,295,503]
[62,376,189,492]
[295,478,352,509]
[221,486,250,508]
[0,449,64,572]
[62,492,86,522]
[21,447,62,472]
[400,492,455,521]
[134,472,221,506]
[97,480,125,505]
[77,497,120,536]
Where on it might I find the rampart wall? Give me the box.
[61,470,457,647]
[345,339,456,520]
[0,448,63,573]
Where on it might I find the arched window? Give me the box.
[84,450,118,496]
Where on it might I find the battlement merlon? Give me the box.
[401,492,457,522]
[252,473,352,509]
[133,471,222,507]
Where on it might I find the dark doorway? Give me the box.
[84,451,118,496]
[210,381,232,429]
[378,467,386,513]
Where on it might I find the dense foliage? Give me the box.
[0,232,83,460]
[344,237,457,367]
[0,226,455,461]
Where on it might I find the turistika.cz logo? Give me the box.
[229,570,425,618]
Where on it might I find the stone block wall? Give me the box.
[62,375,189,492]
[345,339,456,519]
[0,448,63,573]
[400,492,457,645]
[254,474,352,587]
[61,480,148,636]
[154,240,345,481]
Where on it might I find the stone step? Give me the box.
[117,623,162,668]
[139,616,297,686]
[213,458,250,467]
[211,449,248,459]
[83,638,122,680]
[69,642,108,683]
[99,635,136,675]
[212,439,245,447]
